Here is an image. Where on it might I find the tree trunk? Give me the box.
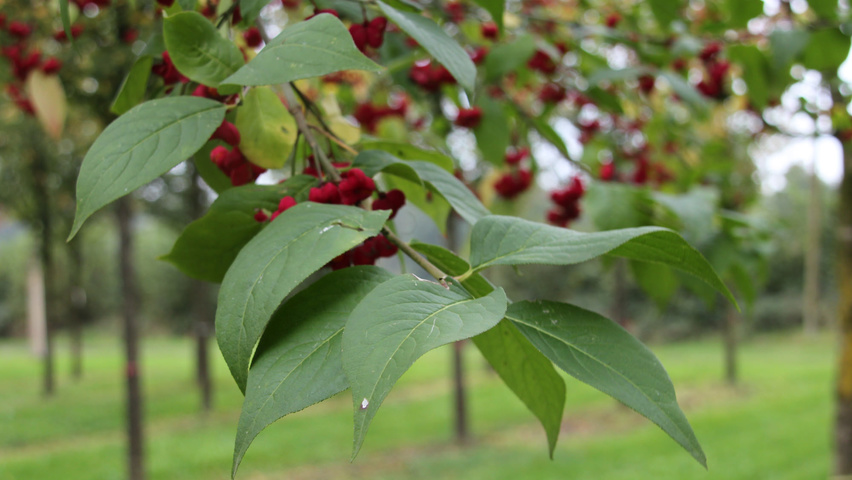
[722,302,738,385]
[447,213,469,444]
[835,126,852,474]
[117,197,145,480]
[32,149,54,397]
[804,146,822,334]
[188,167,214,412]
[69,239,87,380]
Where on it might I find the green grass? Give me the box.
[0,331,834,479]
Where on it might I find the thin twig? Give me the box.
[310,125,359,155]
[383,228,449,287]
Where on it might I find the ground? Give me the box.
[0,331,832,479]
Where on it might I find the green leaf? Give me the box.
[59,0,73,46]
[485,35,537,82]
[352,153,489,225]
[473,0,504,32]
[507,300,706,467]
[343,275,507,458]
[727,45,770,110]
[659,71,709,111]
[110,55,153,115]
[768,29,810,72]
[472,320,565,457]
[238,0,273,24]
[809,0,838,19]
[216,203,391,391]
[467,215,736,306]
[474,95,510,166]
[223,14,382,86]
[69,97,227,240]
[587,66,650,85]
[233,266,393,478]
[352,150,423,184]
[647,0,684,27]
[235,87,297,169]
[358,141,454,172]
[802,28,850,72]
[408,242,565,456]
[724,0,763,28]
[630,260,679,308]
[377,1,477,93]
[193,141,234,194]
[162,175,317,282]
[584,183,652,231]
[163,12,245,88]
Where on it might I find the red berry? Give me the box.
[605,13,621,28]
[600,161,616,181]
[309,182,342,204]
[372,189,406,218]
[8,21,33,39]
[481,22,498,40]
[366,16,388,48]
[638,75,655,94]
[254,210,269,222]
[338,168,376,205]
[211,120,241,146]
[243,27,263,48]
[504,148,529,165]
[454,107,483,128]
[271,196,298,220]
[41,57,62,75]
[349,23,368,52]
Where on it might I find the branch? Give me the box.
[383,228,449,287]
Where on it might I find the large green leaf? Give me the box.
[467,215,736,306]
[802,28,851,72]
[216,203,391,391]
[474,95,510,166]
[233,266,393,478]
[162,175,317,283]
[69,97,227,240]
[163,12,245,88]
[377,1,476,92]
[507,300,706,467]
[343,275,507,458]
[410,242,565,456]
[358,141,454,172]
[485,34,537,82]
[235,87,297,169]
[111,55,153,115]
[223,14,382,86]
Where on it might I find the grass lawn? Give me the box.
[0,330,834,479]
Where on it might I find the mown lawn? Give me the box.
[0,331,833,479]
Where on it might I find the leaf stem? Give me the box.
[382,228,449,287]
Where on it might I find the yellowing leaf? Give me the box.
[235,87,297,169]
[26,71,67,140]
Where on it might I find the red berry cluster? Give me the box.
[454,107,482,128]
[1,19,63,116]
[151,51,189,86]
[353,98,407,133]
[409,60,456,92]
[208,120,268,186]
[547,177,584,227]
[695,42,729,100]
[255,169,406,270]
[349,17,388,53]
[495,148,533,199]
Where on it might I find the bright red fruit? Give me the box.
[454,107,483,128]
[372,189,406,218]
[41,57,62,75]
[211,120,241,147]
[338,168,376,205]
[309,182,342,204]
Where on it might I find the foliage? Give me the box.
[5,0,849,477]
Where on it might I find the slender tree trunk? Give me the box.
[446,213,469,444]
[452,340,469,444]
[117,197,145,480]
[722,302,738,385]
[193,281,213,412]
[32,150,55,397]
[188,167,214,412]
[69,239,87,380]
[804,145,822,334]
